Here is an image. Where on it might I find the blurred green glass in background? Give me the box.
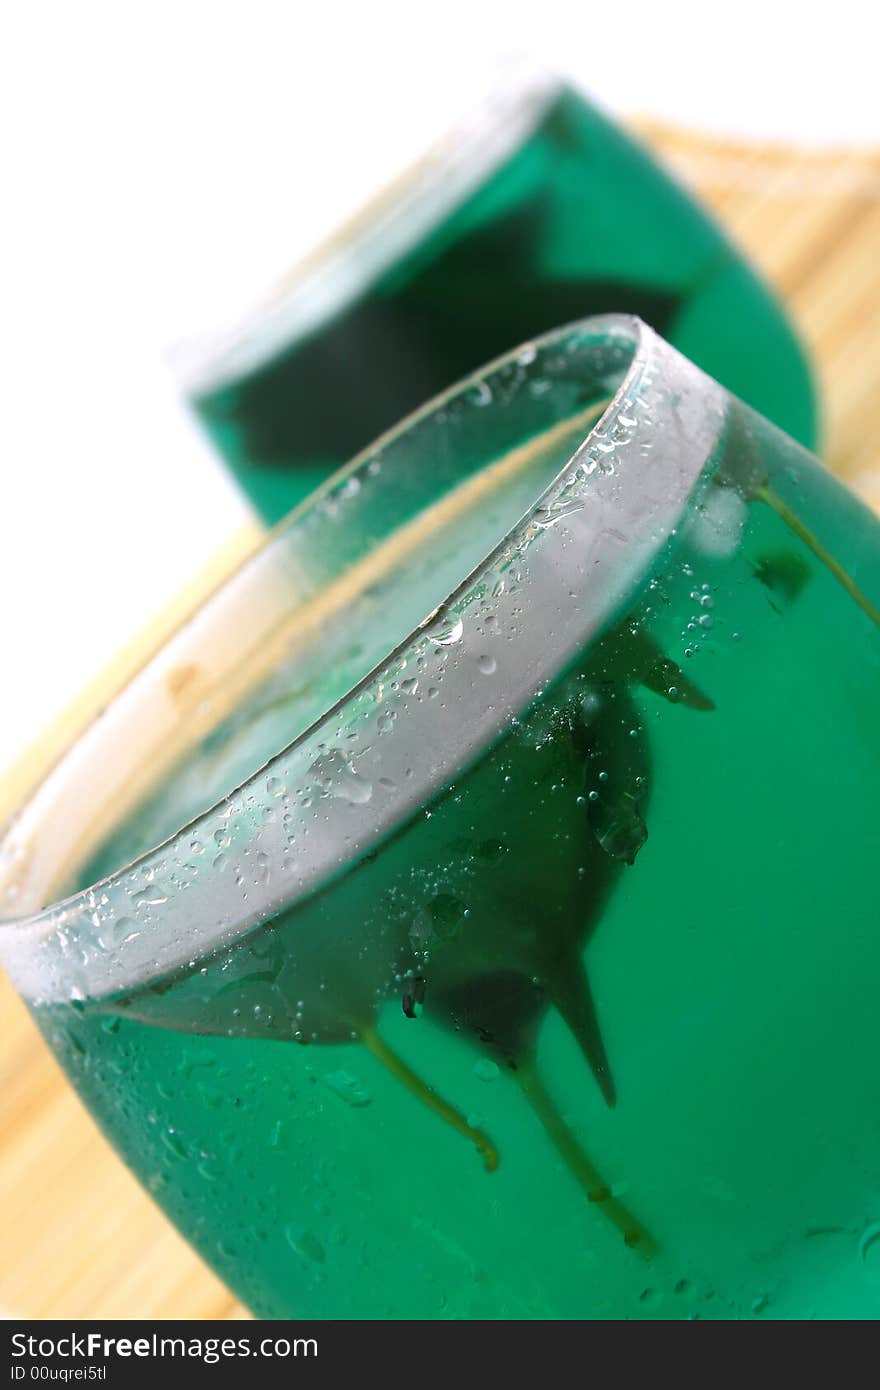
[184,76,817,524]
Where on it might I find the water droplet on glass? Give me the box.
[473,1058,500,1083]
[309,750,373,806]
[161,1128,187,1160]
[131,887,168,909]
[98,916,138,950]
[859,1222,880,1269]
[430,614,464,647]
[322,1070,372,1107]
[285,1225,326,1263]
[688,485,747,558]
[468,380,492,407]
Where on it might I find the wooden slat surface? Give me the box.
[1,123,879,1321]
[636,122,880,505]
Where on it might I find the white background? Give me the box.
[1,0,878,778]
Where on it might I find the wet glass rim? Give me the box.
[0,314,726,1001]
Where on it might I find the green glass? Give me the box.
[184,74,817,524]
[2,318,877,1320]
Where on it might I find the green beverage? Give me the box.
[2,318,877,1319]
[183,74,816,524]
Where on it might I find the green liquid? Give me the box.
[192,88,816,524]
[39,420,880,1319]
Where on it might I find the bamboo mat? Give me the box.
[1,123,878,1322]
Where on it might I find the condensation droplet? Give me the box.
[285,1225,326,1263]
[473,1058,500,1083]
[322,1069,372,1107]
[430,614,464,646]
[859,1222,880,1269]
[688,485,747,558]
[98,916,139,951]
[310,750,373,806]
[131,887,168,909]
[468,380,493,407]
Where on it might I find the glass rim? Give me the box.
[170,58,562,396]
[0,314,726,1003]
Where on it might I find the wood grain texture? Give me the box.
[635,122,880,505]
[1,124,878,1321]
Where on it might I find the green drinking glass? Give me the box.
[2,316,876,1320]
[179,70,817,525]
